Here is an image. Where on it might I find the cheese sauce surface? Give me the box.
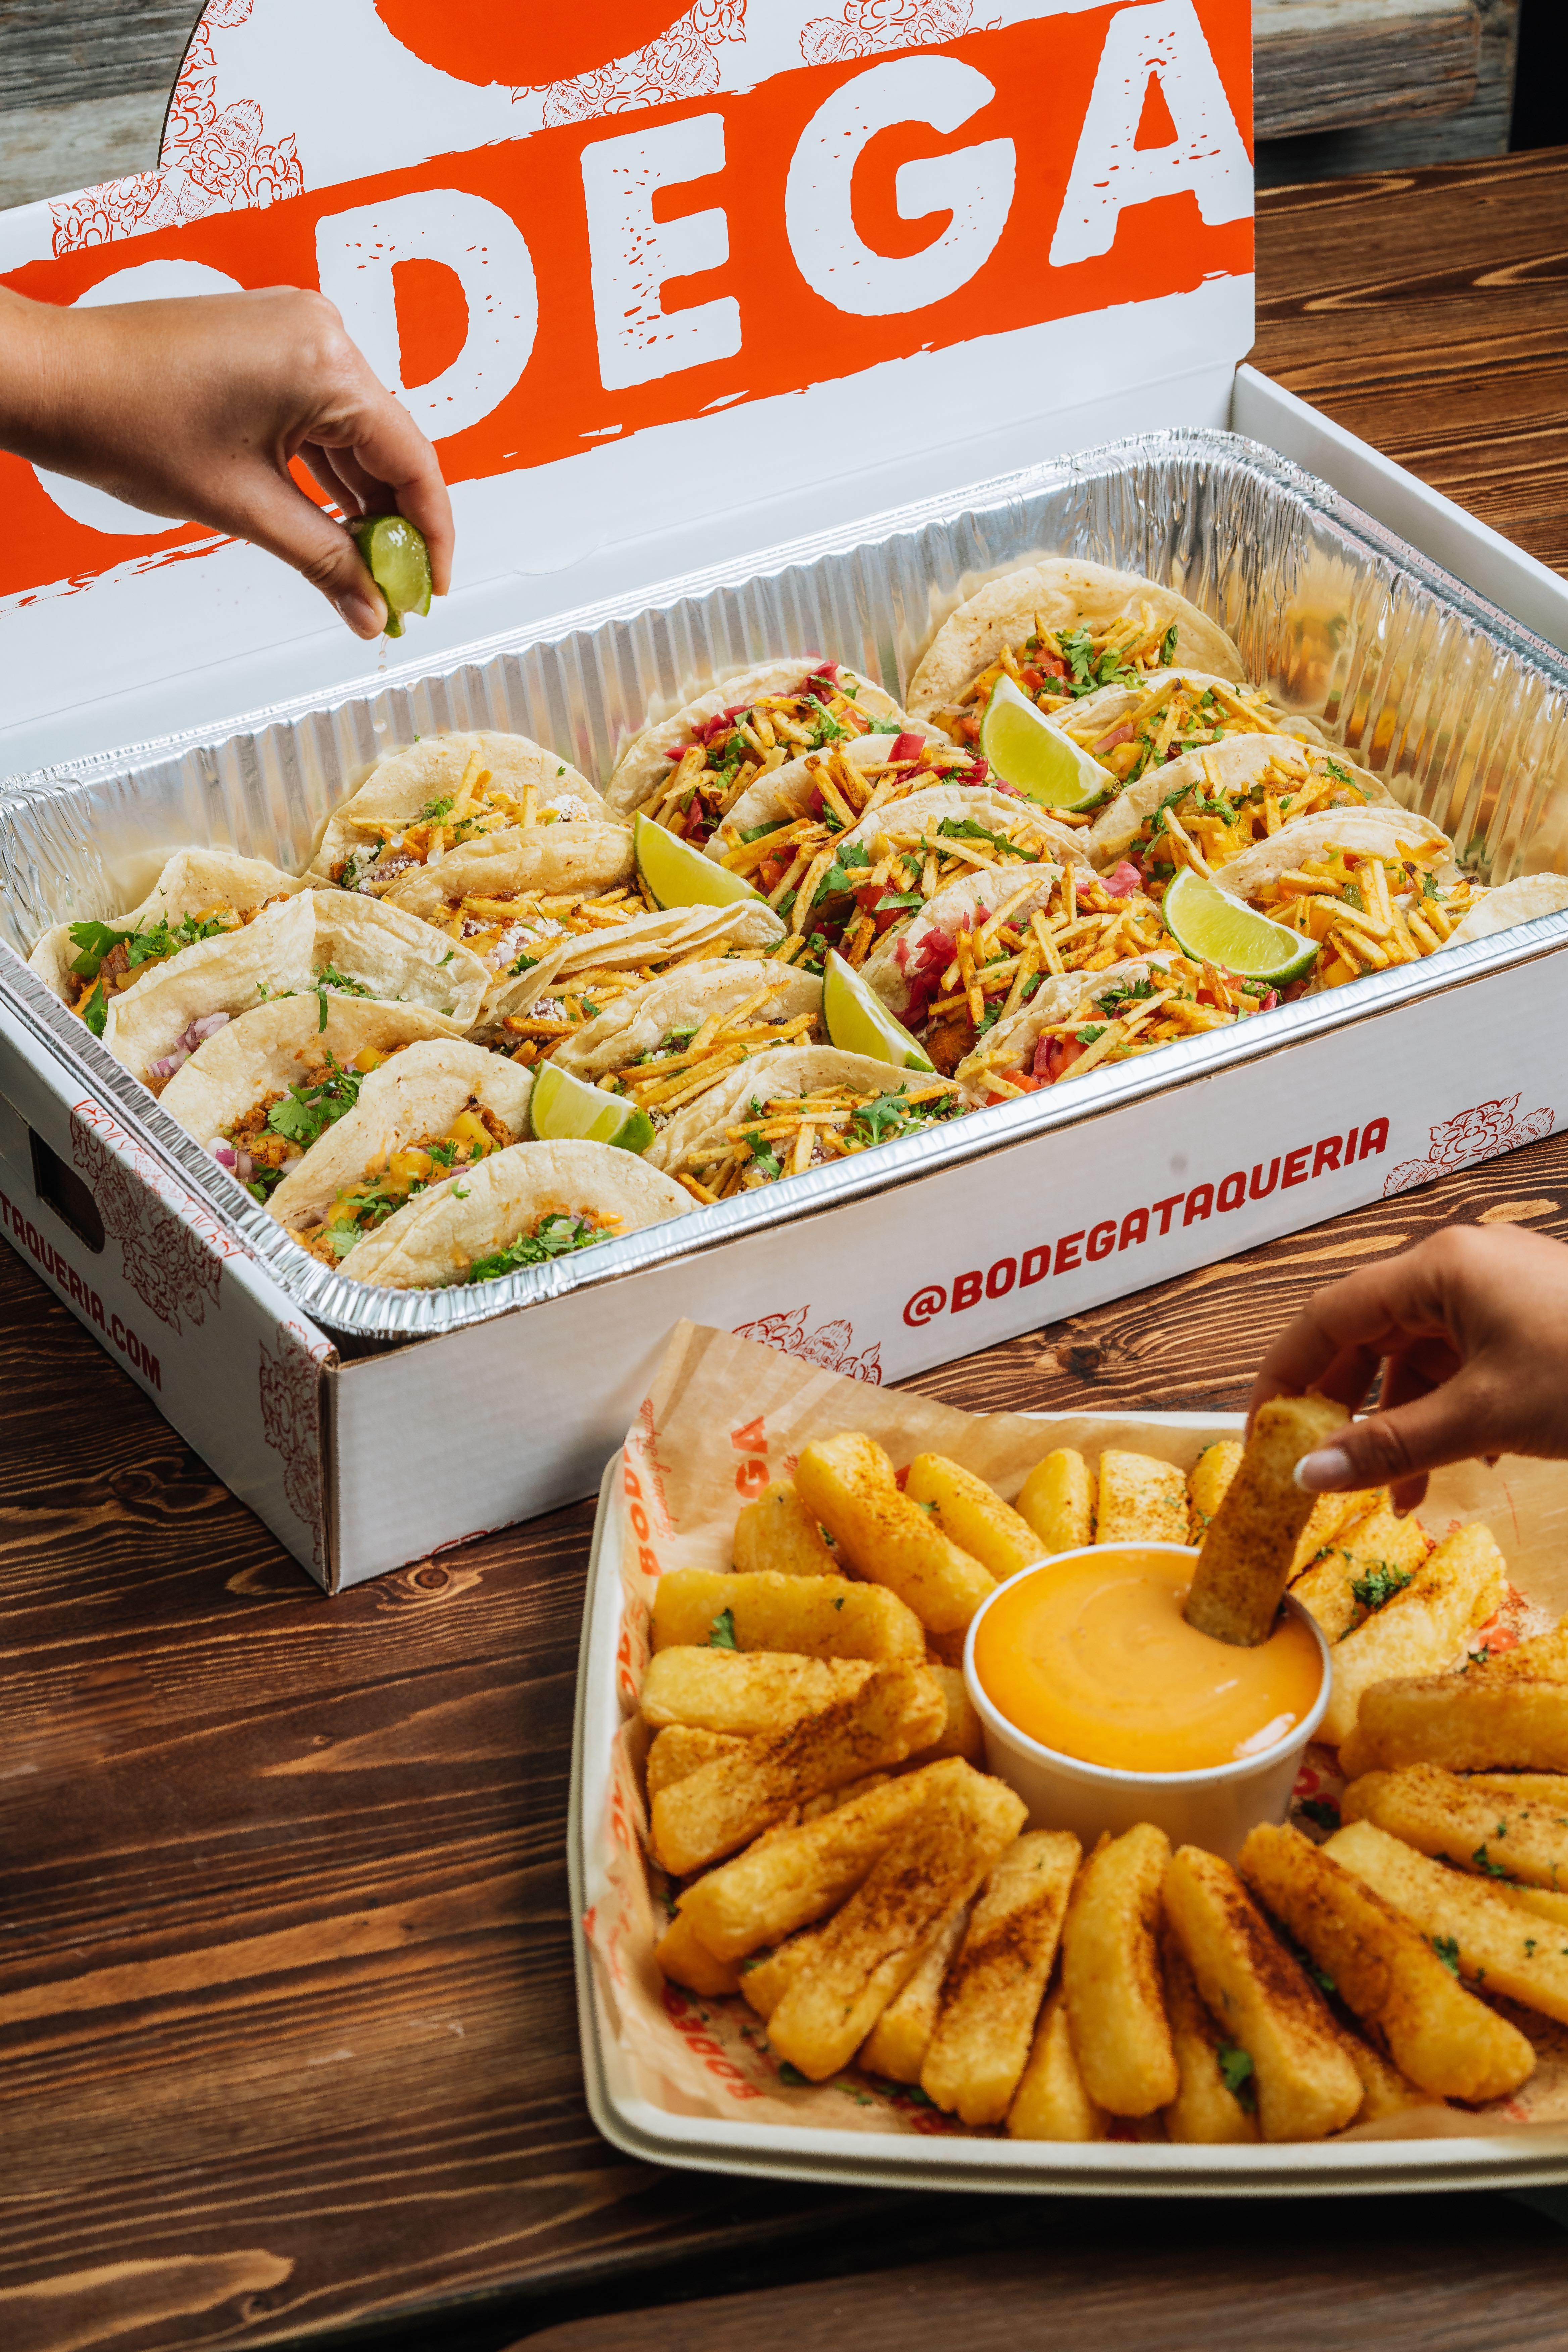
[973,1547,1323,1773]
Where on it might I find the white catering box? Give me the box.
[1,0,1566,1590]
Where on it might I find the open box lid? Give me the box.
[0,0,1254,774]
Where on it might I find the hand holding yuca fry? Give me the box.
[1158,1921,1258,2144]
[1007,1988,1105,2141]
[795,1433,995,1636]
[1061,1823,1178,2116]
[1185,1394,1351,1644]
[1238,1822,1535,2101]
[904,1454,1046,1580]
[1326,1818,1568,2025]
[733,1480,839,1577]
[1319,1522,1506,1746]
[640,1647,874,1734]
[651,1568,924,1662]
[920,1831,1080,2125]
[1016,1448,1094,1554]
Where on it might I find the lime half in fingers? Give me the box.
[349,513,432,639]
[1161,867,1319,984]
[633,812,768,911]
[530,1060,656,1155]
[979,675,1115,810]
[822,949,935,1071]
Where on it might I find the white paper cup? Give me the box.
[961,1543,1332,1864]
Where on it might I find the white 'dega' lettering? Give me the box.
[581,112,742,394]
[1050,0,1252,267]
[784,55,1015,320]
[314,190,538,440]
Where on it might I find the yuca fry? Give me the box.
[911,1663,984,1764]
[859,1898,972,2081]
[640,1646,874,1735]
[1341,2032,1438,2124]
[765,1765,1027,2081]
[1470,1774,1568,1806]
[733,1479,838,1577]
[676,1764,943,1960]
[1159,1920,1258,2144]
[1238,1822,1534,2102]
[650,1662,946,1874]
[1163,1843,1363,2141]
[1061,1823,1178,2116]
[1471,1623,1568,1682]
[905,1453,1045,1580]
[1341,1676,1568,1778]
[1187,1439,1243,1542]
[1096,1451,1188,1547]
[1327,1816,1568,2028]
[1499,1883,1568,1930]
[1288,1486,1391,1580]
[795,1433,995,1636]
[1007,1987,1105,2141]
[651,1568,924,1663]
[1017,1448,1094,1554]
[1185,1394,1350,1646]
[1342,1762,1568,1893]
[654,1910,744,1998]
[1290,1509,1433,1645]
[921,1830,1081,2125]
[800,1771,889,1821]
[646,1724,747,1798]
[1320,1522,1507,1746]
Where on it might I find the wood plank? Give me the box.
[0,2,200,111]
[1256,0,1519,183]
[0,93,167,211]
[1255,0,1480,142]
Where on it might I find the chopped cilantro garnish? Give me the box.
[1160,623,1179,665]
[740,820,783,844]
[816,842,872,898]
[1471,1843,1515,1880]
[265,1054,366,1148]
[318,965,373,998]
[509,950,540,976]
[417,795,455,823]
[465,1212,610,1284]
[935,815,1011,851]
[1431,1934,1460,1974]
[1350,1563,1413,1614]
[1216,2043,1256,2110]
[867,717,901,735]
[79,979,109,1037]
[777,2061,810,2086]
[1298,1797,1341,1833]
[740,1129,783,1179]
[709,1606,738,1651]
[1323,758,1353,784]
[1076,1024,1108,1045]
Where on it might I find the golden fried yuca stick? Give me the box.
[1096,1451,1189,1547]
[1185,1395,1350,1645]
[676,1764,944,1960]
[765,1766,1027,2080]
[1061,1823,1178,2116]
[733,1480,838,1576]
[1291,1509,1433,1644]
[911,1663,984,1765]
[1016,1448,1094,1554]
[1163,1843,1363,2140]
[1159,1920,1259,2144]
[1326,1816,1568,2027]
[1007,1988,1105,2141]
[859,1899,972,2082]
[1471,1622,1568,1681]
[905,1453,1046,1580]
[1340,2032,1439,2124]
[1238,1821,1533,2101]
[800,1772,889,1820]
[654,1911,744,1998]
[1499,1883,1568,1930]
[1320,1523,1507,1746]
[640,1647,874,1736]
[1342,1763,1568,1893]
[1341,1676,1568,1778]
[646,1724,747,1798]
[651,1568,924,1663]
[920,1831,1081,2125]
[1470,1773,1568,1807]
[795,1433,995,1636]
[1188,1439,1244,1543]
[650,1663,946,1874]
[1288,1486,1391,1580]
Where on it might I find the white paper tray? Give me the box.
[568,1428,1568,2196]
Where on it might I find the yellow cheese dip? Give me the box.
[972,1547,1323,1774]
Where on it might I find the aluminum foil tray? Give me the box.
[4,427,1567,1347]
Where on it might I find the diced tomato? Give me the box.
[1036,1034,1085,1084]
[1101,860,1143,898]
[889,731,925,763]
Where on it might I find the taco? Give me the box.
[341,1138,694,1290]
[954,953,1248,1101]
[551,960,823,1127]
[266,1040,535,1263]
[704,731,983,864]
[606,658,912,826]
[644,1044,968,1200]
[1055,670,1324,796]
[29,848,305,1038]
[907,560,1245,743]
[1209,810,1468,992]
[312,730,613,895]
[1088,736,1397,874]
[159,996,464,1194]
[103,891,490,1090]
[1442,872,1568,948]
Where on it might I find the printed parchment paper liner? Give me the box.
[583,1321,1568,2148]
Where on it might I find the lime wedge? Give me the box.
[634,812,768,911]
[1161,867,1319,983]
[979,675,1115,808]
[822,949,935,1071]
[349,513,432,639]
[530,1060,656,1154]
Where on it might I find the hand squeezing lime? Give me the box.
[349,513,432,639]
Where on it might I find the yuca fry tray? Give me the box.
[570,1320,1568,2192]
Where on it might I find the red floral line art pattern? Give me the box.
[69,1102,239,1332]
[1383,1095,1555,1197]
[733,1304,883,1383]
[259,1319,332,1566]
[50,3,302,257]
[524,0,747,126]
[799,0,983,65]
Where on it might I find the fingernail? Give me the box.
[1295,1446,1353,1493]
[335,590,384,638]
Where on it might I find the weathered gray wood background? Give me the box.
[0,0,1522,213]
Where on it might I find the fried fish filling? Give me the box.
[646,664,894,846]
[1244,843,1473,990]
[932,604,1183,746]
[674,1079,963,1203]
[300,1098,512,1263]
[335,749,599,892]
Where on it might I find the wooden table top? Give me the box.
[5,148,1568,2352]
